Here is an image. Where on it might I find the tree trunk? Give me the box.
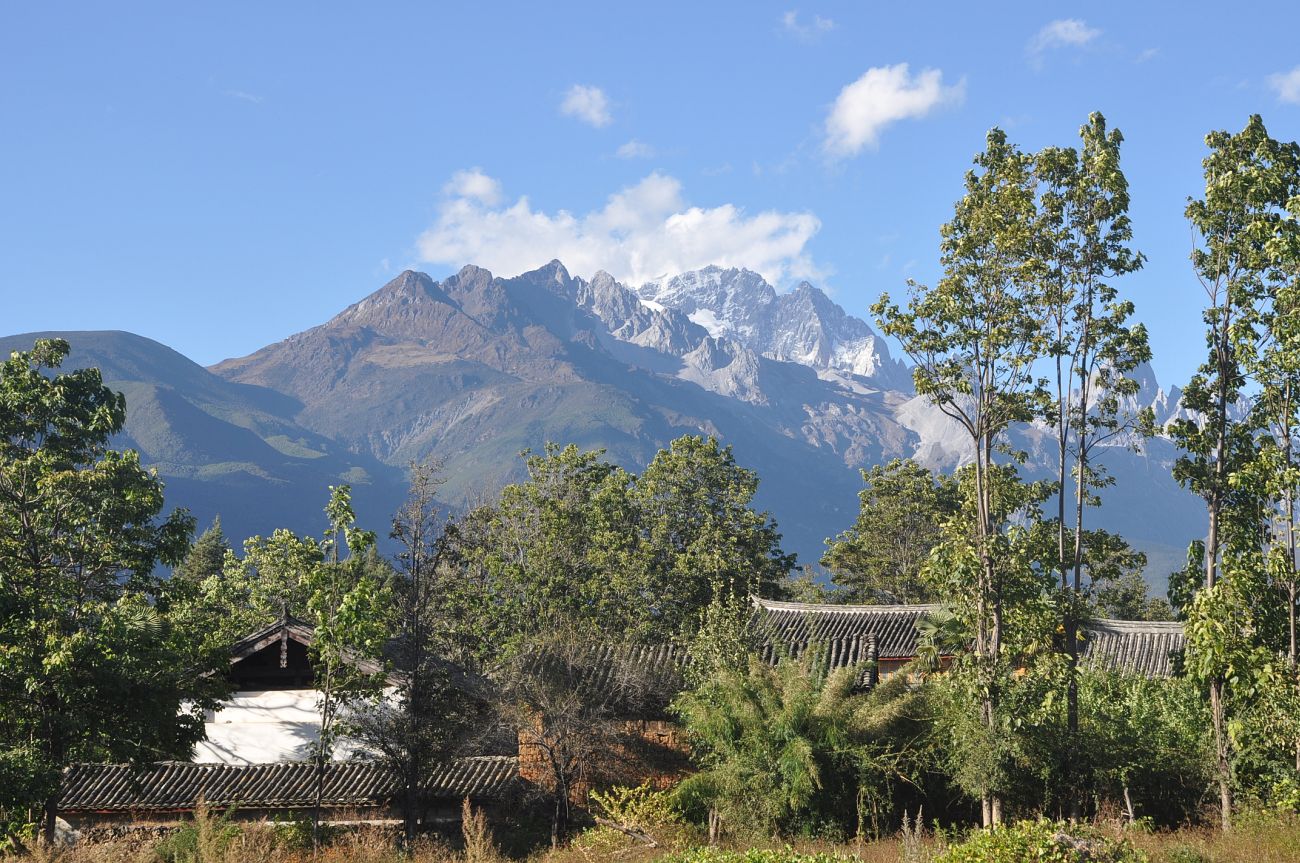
[1210,679,1232,831]
[1207,341,1233,829]
[41,795,57,847]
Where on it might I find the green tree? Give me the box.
[350,460,478,847]
[1036,113,1151,813]
[633,435,794,636]
[0,339,208,844]
[1244,215,1300,772]
[192,527,323,653]
[448,436,793,653]
[923,466,1060,818]
[1076,529,1171,621]
[874,128,1048,825]
[1169,115,1300,827]
[307,484,391,849]
[450,443,640,652]
[822,459,957,603]
[174,517,230,585]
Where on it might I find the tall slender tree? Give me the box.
[1248,238,1300,771]
[873,128,1047,825]
[307,485,391,849]
[1036,112,1150,815]
[351,460,477,847]
[1169,115,1300,828]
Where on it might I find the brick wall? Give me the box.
[518,718,692,805]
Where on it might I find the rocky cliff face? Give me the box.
[638,266,913,391]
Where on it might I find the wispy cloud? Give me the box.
[823,64,965,158]
[559,84,612,128]
[1135,47,1160,64]
[616,139,656,159]
[781,10,835,41]
[1027,19,1100,67]
[222,89,264,104]
[1269,66,1300,104]
[417,171,824,286]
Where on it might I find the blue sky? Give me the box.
[3,2,1299,389]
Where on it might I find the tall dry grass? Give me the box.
[14,813,1300,863]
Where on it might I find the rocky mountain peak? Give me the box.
[636,266,910,391]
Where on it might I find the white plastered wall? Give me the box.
[193,689,378,764]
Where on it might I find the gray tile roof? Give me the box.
[1080,619,1185,678]
[59,756,519,813]
[753,599,1186,679]
[752,598,941,660]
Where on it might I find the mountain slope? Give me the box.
[2,262,1206,583]
[212,264,920,559]
[0,330,405,546]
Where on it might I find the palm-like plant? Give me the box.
[673,649,923,839]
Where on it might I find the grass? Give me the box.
[13,814,1300,863]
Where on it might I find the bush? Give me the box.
[934,820,1146,863]
[655,849,858,863]
[153,803,241,863]
[591,782,682,832]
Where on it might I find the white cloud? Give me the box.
[443,168,503,206]
[1269,66,1300,104]
[781,10,835,40]
[222,89,263,104]
[823,64,965,157]
[416,171,824,287]
[616,139,656,159]
[1027,19,1100,66]
[559,84,612,127]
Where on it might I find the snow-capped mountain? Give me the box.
[638,266,913,391]
[5,260,1201,586]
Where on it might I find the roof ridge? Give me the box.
[755,598,942,613]
[1086,618,1185,632]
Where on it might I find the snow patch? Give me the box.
[688,308,727,338]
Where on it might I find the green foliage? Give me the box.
[153,803,241,863]
[175,517,231,584]
[0,338,216,838]
[683,591,758,688]
[822,459,958,603]
[1079,530,1170,621]
[935,820,1147,863]
[655,847,859,863]
[590,782,682,832]
[447,436,793,660]
[635,436,794,628]
[266,811,339,851]
[673,651,926,839]
[927,659,1211,825]
[923,464,1058,662]
[1166,121,1300,824]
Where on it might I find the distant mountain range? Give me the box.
[1,262,1205,588]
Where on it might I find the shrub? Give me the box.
[462,798,503,863]
[590,782,682,832]
[934,820,1146,863]
[153,802,241,863]
[655,849,858,863]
